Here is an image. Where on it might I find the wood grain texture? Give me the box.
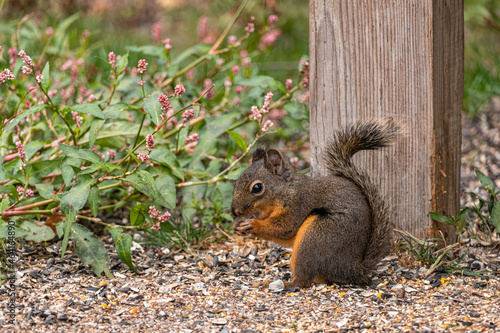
[309,0,463,240]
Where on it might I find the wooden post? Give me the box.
[309,0,463,241]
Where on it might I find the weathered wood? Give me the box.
[309,0,463,241]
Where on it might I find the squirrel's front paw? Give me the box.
[234,218,253,236]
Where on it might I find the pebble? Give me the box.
[268,280,285,292]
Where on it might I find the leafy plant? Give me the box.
[430,168,500,242]
[0,1,309,277]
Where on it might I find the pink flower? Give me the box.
[97,151,104,160]
[76,116,83,129]
[228,35,237,44]
[269,108,286,121]
[138,80,146,86]
[259,29,281,49]
[151,22,163,43]
[87,94,95,103]
[108,52,116,68]
[181,109,195,123]
[241,57,251,68]
[262,92,273,113]
[26,188,34,197]
[162,38,172,51]
[146,134,155,152]
[92,145,97,152]
[36,74,43,83]
[0,69,15,85]
[197,16,209,41]
[48,89,58,98]
[174,84,185,97]
[137,59,148,74]
[245,22,255,36]
[158,94,171,112]
[151,222,161,231]
[231,65,240,76]
[18,50,34,68]
[268,14,279,27]
[185,133,199,144]
[261,120,274,133]
[148,206,161,219]
[290,156,299,169]
[159,211,171,223]
[224,77,232,87]
[216,58,224,68]
[16,141,26,161]
[286,79,292,91]
[235,86,244,94]
[17,186,24,196]
[45,27,54,36]
[9,47,18,68]
[82,29,90,38]
[204,78,215,99]
[107,149,116,160]
[249,106,261,120]
[138,153,152,166]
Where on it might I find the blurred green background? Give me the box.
[1,0,499,118]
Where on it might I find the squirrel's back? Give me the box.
[324,118,399,280]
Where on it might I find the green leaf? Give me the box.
[61,162,75,187]
[60,177,95,215]
[0,225,29,239]
[110,228,136,273]
[213,188,223,210]
[234,75,277,88]
[19,221,55,242]
[284,101,308,120]
[143,92,162,126]
[125,45,165,58]
[71,104,106,119]
[130,203,147,227]
[60,207,76,257]
[429,212,454,225]
[189,113,237,167]
[3,104,47,135]
[41,62,51,91]
[116,51,129,74]
[89,119,105,149]
[156,175,176,209]
[0,185,11,194]
[475,168,495,191]
[227,131,248,152]
[103,102,136,119]
[59,143,102,164]
[24,140,45,161]
[125,171,167,207]
[29,159,60,184]
[71,223,113,278]
[149,148,184,181]
[88,187,100,217]
[0,155,4,181]
[35,184,54,199]
[492,202,500,233]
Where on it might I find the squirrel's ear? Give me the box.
[266,149,287,177]
[252,148,266,162]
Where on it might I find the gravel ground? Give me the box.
[1,108,499,333]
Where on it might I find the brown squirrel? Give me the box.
[231,119,399,288]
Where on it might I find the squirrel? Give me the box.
[230,119,400,288]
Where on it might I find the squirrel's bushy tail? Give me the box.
[324,118,400,281]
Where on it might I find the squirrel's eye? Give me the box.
[251,182,264,195]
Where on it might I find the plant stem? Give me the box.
[176,134,259,188]
[209,0,251,54]
[160,0,250,88]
